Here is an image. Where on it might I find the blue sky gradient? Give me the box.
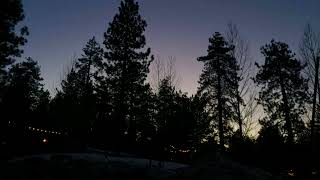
[21,0,320,95]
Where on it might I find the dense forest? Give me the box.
[1,0,320,178]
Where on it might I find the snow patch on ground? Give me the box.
[9,152,189,171]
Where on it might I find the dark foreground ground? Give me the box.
[0,152,284,180]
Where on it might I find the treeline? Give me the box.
[1,0,320,174]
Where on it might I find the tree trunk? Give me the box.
[278,67,293,145]
[86,59,92,90]
[236,95,243,139]
[312,56,319,147]
[217,58,224,150]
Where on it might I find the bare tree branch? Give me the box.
[226,22,259,137]
[299,23,320,145]
[149,55,181,92]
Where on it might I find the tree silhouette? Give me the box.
[153,77,201,161]
[76,37,103,142]
[0,0,28,137]
[255,40,309,145]
[256,121,285,172]
[52,38,103,144]
[0,0,28,78]
[3,58,49,130]
[134,85,156,142]
[155,77,176,151]
[103,0,153,147]
[197,32,239,149]
[299,24,320,148]
[225,23,259,139]
[173,92,198,150]
[76,36,104,95]
[191,94,211,146]
[52,66,82,130]
[2,1,319,176]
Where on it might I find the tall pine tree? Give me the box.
[197,32,238,149]
[76,37,103,139]
[76,36,104,95]
[53,37,103,143]
[255,40,309,145]
[3,58,49,130]
[0,0,28,136]
[0,0,28,79]
[103,0,153,147]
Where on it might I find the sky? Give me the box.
[21,0,320,95]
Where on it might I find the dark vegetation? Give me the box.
[1,0,320,179]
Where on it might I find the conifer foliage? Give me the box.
[103,0,153,145]
[255,40,309,144]
[197,32,239,149]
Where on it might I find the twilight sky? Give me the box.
[21,0,320,95]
